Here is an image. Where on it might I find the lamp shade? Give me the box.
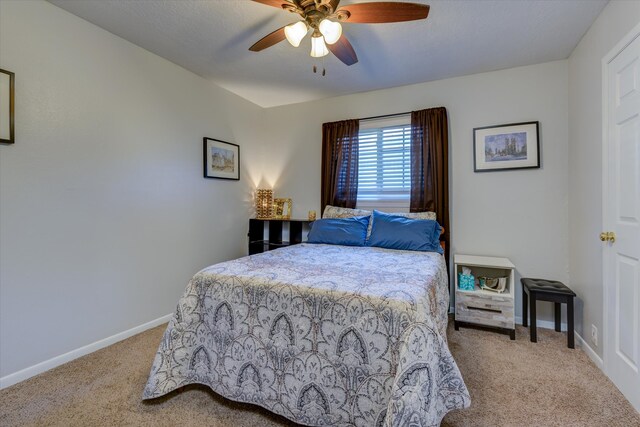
[310,35,329,58]
[284,21,308,47]
[319,19,342,45]
[255,189,273,219]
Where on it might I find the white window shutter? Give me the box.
[357,121,411,212]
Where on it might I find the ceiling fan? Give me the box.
[249,0,430,67]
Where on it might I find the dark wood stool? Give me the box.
[521,278,576,349]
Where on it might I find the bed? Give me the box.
[143,243,470,426]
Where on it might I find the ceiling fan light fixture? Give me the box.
[284,21,308,47]
[310,35,329,58]
[319,19,342,45]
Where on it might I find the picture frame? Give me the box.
[473,121,540,172]
[0,68,15,145]
[203,137,240,180]
[273,198,292,219]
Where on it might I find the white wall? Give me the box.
[568,0,640,358]
[263,61,570,324]
[0,0,264,378]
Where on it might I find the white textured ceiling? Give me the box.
[48,0,607,107]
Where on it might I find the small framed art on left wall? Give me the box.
[0,69,15,145]
[203,137,240,180]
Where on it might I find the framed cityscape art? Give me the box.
[473,121,540,172]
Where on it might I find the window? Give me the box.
[357,115,411,211]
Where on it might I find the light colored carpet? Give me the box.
[1,321,638,427]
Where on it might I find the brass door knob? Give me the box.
[600,231,616,243]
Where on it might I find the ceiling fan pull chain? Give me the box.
[312,58,326,76]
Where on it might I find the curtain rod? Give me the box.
[359,111,411,122]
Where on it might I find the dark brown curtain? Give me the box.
[321,119,360,213]
[410,107,449,262]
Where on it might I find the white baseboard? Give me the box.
[515,317,605,371]
[449,307,570,331]
[450,307,605,372]
[514,315,568,331]
[507,317,604,370]
[0,311,607,393]
[0,313,172,390]
[575,332,604,370]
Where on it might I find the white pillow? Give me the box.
[386,211,437,221]
[322,205,372,219]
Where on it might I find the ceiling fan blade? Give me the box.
[249,26,288,52]
[328,35,358,66]
[251,0,291,8]
[338,2,430,23]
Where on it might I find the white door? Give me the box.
[603,25,640,413]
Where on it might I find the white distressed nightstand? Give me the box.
[453,254,516,340]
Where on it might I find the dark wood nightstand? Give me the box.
[248,218,312,255]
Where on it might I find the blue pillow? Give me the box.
[367,210,443,253]
[307,216,369,246]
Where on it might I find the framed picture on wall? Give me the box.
[0,68,15,145]
[203,137,240,180]
[473,121,540,172]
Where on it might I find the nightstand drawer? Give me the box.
[456,291,512,309]
[455,293,515,329]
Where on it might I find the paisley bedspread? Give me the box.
[143,243,470,426]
